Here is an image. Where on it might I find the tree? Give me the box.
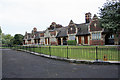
[99,1,120,33]
[0,27,2,46]
[2,33,14,46]
[0,26,2,35]
[13,34,24,45]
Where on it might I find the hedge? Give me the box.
[67,40,77,45]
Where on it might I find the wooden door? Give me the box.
[24,40,25,45]
[48,38,50,44]
[84,36,88,44]
[58,38,61,45]
[45,38,47,44]
[79,36,81,44]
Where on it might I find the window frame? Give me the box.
[92,32,101,40]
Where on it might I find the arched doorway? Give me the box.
[63,37,67,45]
[58,38,61,45]
[105,34,114,45]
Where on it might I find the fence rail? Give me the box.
[3,45,119,61]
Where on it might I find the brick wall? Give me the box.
[28,40,31,44]
[90,40,104,45]
[51,42,57,45]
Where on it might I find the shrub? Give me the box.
[67,40,76,45]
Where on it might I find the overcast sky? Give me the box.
[0,0,107,36]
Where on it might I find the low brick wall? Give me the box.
[90,40,104,45]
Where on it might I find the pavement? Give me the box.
[19,49,120,65]
[2,49,120,78]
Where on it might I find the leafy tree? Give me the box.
[0,27,2,46]
[99,1,120,33]
[9,38,15,46]
[2,33,14,46]
[13,34,24,45]
[0,27,2,35]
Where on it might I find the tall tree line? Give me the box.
[2,33,24,46]
[99,0,120,33]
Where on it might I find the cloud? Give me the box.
[0,0,107,36]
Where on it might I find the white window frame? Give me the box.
[92,32,101,40]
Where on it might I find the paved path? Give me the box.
[2,49,119,78]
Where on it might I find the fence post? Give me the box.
[17,45,18,50]
[23,46,25,50]
[49,46,51,56]
[32,46,33,53]
[40,45,41,53]
[29,45,30,52]
[96,46,98,61]
[118,46,120,61]
[33,46,35,53]
[30,45,31,52]
[16,45,17,50]
[67,46,68,59]
[22,46,24,50]
[26,46,27,51]
[17,45,19,50]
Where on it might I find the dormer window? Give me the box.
[68,26,76,34]
[94,23,97,28]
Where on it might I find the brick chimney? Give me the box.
[85,12,91,23]
[33,27,37,32]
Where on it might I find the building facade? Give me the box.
[23,13,120,45]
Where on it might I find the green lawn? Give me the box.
[18,45,119,61]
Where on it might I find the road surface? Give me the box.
[2,49,119,78]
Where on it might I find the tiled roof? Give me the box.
[34,31,40,39]
[56,27,68,37]
[34,31,45,39]
[27,33,32,40]
[76,23,90,36]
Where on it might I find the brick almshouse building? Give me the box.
[23,12,120,45]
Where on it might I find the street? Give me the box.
[2,49,119,78]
